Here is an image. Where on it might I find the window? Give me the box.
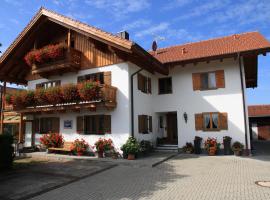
[78,72,104,84]
[36,80,61,89]
[159,77,172,94]
[137,73,151,94]
[138,115,152,134]
[39,117,60,134]
[203,113,219,130]
[195,112,228,131]
[192,70,225,91]
[201,72,216,90]
[77,115,111,135]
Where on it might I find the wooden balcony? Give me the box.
[31,48,81,77]
[4,85,117,114]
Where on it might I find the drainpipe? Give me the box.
[131,68,143,137]
[237,52,250,155]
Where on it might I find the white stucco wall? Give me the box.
[28,63,131,150]
[151,58,248,148]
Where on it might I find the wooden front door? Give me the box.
[166,113,178,144]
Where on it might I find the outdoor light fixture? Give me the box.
[183,112,188,123]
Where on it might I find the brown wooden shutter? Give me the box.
[142,115,148,133]
[56,80,61,86]
[216,70,225,88]
[137,73,143,91]
[219,112,228,130]
[192,73,201,91]
[77,116,85,134]
[104,115,111,133]
[195,113,203,131]
[34,118,40,133]
[147,78,152,94]
[104,71,111,85]
[138,115,143,133]
[52,117,60,133]
[148,116,152,132]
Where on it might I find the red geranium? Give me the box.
[40,133,64,148]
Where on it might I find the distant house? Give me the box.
[249,105,270,141]
[0,8,269,154]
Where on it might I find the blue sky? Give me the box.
[0,0,269,105]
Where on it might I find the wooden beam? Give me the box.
[18,113,23,143]
[0,82,6,134]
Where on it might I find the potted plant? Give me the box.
[71,139,89,156]
[204,137,221,156]
[140,140,153,156]
[103,138,114,157]
[121,137,140,160]
[182,142,194,154]
[223,136,232,155]
[40,133,64,150]
[232,141,244,156]
[45,86,63,105]
[95,138,105,158]
[34,88,48,105]
[194,136,202,154]
[77,81,100,101]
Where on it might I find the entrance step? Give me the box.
[155,145,178,152]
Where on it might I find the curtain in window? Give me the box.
[212,113,218,129]
[208,72,216,88]
[203,114,211,129]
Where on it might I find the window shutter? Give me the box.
[148,116,152,132]
[137,73,143,91]
[219,112,228,130]
[216,70,225,88]
[104,71,111,85]
[56,80,61,86]
[195,113,203,131]
[147,78,152,94]
[138,115,143,133]
[104,115,111,134]
[192,73,201,91]
[52,117,60,133]
[34,118,40,133]
[142,115,148,133]
[77,116,85,134]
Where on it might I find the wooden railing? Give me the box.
[32,48,81,76]
[4,85,117,113]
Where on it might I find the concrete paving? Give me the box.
[29,154,270,200]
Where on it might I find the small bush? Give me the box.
[40,133,64,148]
[0,134,14,170]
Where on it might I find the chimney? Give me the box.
[117,31,129,40]
[152,40,157,52]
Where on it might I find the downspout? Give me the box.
[237,52,249,155]
[131,68,143,137]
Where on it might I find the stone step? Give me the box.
[155,145,179,152]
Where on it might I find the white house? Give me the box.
[0,8,270,155]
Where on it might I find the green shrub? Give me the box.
[121,137,140,155]
[0,134,14,170]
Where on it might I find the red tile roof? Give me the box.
[248,105,270,117]
[151,32,270,64]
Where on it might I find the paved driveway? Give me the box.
[30,155,270,200]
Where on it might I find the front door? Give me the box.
[166,113,178,144]
[24,121,33,147]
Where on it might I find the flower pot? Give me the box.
[98,151,104,158]
[127,154,135,160]
[77,151,84,156]
[234,150,241,156]
[208,147,216,156]
[194,138,202,154]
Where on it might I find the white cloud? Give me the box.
[85,0,150,18]
[135,22,170,38]
[162,0,193,11]
[4,0,22,6]
[122,19,151,30]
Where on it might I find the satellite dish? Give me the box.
[152,40,157,52]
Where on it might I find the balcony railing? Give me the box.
[4,84,117,113]
[31,47,81,77]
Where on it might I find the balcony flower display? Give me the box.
[71,139,89,156]
[77,81,101,101]
[61,84,80,102]
[24,43,67,66]
[40,133,64,149]
[34,88,48,105]
[45,86,63,104]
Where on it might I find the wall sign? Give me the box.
[64,120,73,129]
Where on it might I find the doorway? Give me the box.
[165,112,178,144]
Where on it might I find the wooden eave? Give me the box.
[0,7,167,84]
